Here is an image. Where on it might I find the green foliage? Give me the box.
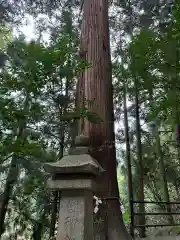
[0,26,12,50]
[3,0,180,238]
[0,26,89,239]
[86,111,103,124]
[130,30,157,76]
[117,173,130,225]
[114,2,180,235]
[0,8,104,238]
[59,107,103,124]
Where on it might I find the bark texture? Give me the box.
[77,1,132,239]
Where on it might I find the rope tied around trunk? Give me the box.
[93,196,125,214]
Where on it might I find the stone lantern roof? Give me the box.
[43,135,105,176]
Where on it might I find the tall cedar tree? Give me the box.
[76,0,132,239]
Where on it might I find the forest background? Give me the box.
[0,0,180,239]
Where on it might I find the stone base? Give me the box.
[56,190,93,240]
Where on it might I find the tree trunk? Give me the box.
[149,89,174,225]
[134,79,146,238]
[156,132,174,225]
[123,83,134,237]
[77,1,131,239]
[49,191,59,238]
[49,5,73,234]
[0,155,18,236]
[0,94,29,237]
[174,180,180,200]
[32,223,43,240]
[32,211,46,240]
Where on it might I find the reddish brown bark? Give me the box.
[77,1,132,239]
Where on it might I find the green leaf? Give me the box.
[59,111,81,121]
[86,111,103,124]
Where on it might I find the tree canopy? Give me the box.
[1,0,180,239]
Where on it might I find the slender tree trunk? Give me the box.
[134,79,146,238]
[32,211,46,240]
[126,1,145,234]
[32,223,43,240]
[123,83,134,237]
[149,89,174,225]
[50,12,72,232]
[49,191,59,239]
[0,155,18,236]
[175,180,180,200]
[50,89,66,238]
[156,133,174,224]
[0,94,29,237]
[77,1,131,239]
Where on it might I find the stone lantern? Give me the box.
[44,135,104,240]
